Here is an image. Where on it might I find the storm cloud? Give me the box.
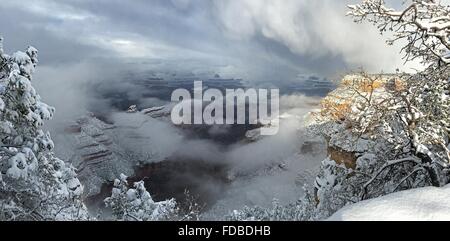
[0,0,425,79]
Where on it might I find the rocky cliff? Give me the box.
[54,114,137,197]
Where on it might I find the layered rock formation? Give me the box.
[54,114,136,197]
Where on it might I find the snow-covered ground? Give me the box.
[329,185,450,221]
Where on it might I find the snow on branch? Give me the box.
[362,156,422,198]
[348,0,450,65]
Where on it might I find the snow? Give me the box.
[328,185,450,221]
[0,36,3,54]
[105,174,177,221]
[11,51,29,63]
[36,102,55,120]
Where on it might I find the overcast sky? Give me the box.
[1,0,433,83]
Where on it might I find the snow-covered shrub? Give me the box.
[0,38,89,220]
[226,195,317,221]
[104,174,177,221]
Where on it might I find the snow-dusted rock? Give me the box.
[55,115,136,197]
[141,104,174,119]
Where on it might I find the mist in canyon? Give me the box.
[35,59,330,218]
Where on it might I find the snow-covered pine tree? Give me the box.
[0,37,89,220]
[104,174,177,221]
